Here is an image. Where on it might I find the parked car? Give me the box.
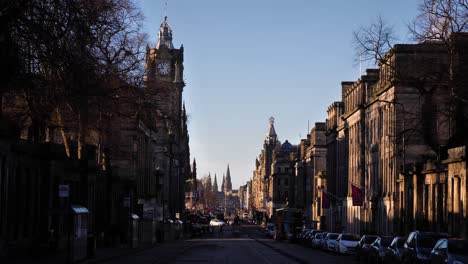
[368,236,394,263]
[356,235,380,261]
[323,233,340,251]
[383,236,406,264]
[312,232,328,249]
[402,231,448,264]
[306,230,323,247]
[209,219,226,227]
[430,238,468,264]
[335,233,361,254]
[299,229,311,244]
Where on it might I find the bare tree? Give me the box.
[352,15,398,66]
[1,0,149,158]
[353,3,468,150]
[409,0,468,144]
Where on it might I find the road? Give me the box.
[168,225,355,264]
[96,224,358,264]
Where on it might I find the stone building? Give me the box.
[321,35,468,236]
[306,123,328,230]
[325,101,344,231]
[252,118,280,220]
[0,15,192,255]
[269,140,296,216]
[341,70,379,235]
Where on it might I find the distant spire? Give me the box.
[156,16,174,49]
[192,158,197,179]
[265,116,278,143]
[225,164,232,191]
[213,174,218,192]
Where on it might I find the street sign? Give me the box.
[194,191,199,201]
[58,185,69,198]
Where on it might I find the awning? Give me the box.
[71,205,89,214]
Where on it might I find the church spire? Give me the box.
[213,174,218,192]
[156,16,174,49]
[225,164,232,191]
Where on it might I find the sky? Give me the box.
[138,0,420,189]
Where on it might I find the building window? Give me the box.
[285,178,288,186]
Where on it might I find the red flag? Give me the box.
[321,190,330,209]
[351,184,363,206]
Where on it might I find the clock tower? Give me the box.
[144,16,188,218]
[145,16,184,124]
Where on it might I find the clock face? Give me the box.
[157,62,170,75]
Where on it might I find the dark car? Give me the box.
[356,235,379,261]
[402,231,448,264]
[298,229,311,244]
[383,236,406,264]
[368,236,394,264]
[305,230,323,247]
[430,238,468,264]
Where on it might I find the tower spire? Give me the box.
[156,16,174,49]
[213,174,218,192]
[265,116,278,143]
[225,164,232,191]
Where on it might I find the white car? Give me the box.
[209,219,226,227]
[336,233,361,254]
[323,233,340,251]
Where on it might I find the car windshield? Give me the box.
[315,233,322,239]
[417,235,444,248]
[328,234,339,239]
[449,240,468,255]
[364,236,379,243]
[342,234,360,241]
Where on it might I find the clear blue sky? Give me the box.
[138,0,419,189]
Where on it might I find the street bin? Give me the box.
[70,205,88,262]
[131,214,139,248]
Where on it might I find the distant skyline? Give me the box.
[138,0,420,189]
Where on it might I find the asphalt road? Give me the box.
[171,237,294,264]
[166,225,357,264]
[95,224,358,264]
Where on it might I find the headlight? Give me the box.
[416,253,430,260]
[453,261,464,264]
